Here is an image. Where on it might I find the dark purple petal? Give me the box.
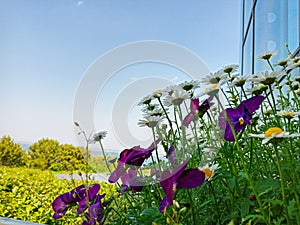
[191,98,200,112]
[238,95,264,114]
[52,197,68,219]
[183,112,196,127]
[88,184,100,199]
[159,162,188,212]
[118,148,131,163]
[60,184,86,203]
[121,173,130,186]
[129,176,145,192]
[219,96,264,142]
[77,184,100,214]
[159,197,172,213]
[198,96,214,118]
[183,97,213,127]
[160,170,174,207]
[121,168,136,186]
[218,108,238,130]
[176,169,205,189]
[167,146,176,164]
[118,140,160,167]
[183,98,200,127]
[108,161,125,183]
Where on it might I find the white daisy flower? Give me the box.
[246,85,268,95]
[277,110,300,119]
[143,107,165,118]
[223,64,239,74]
[179,80,200,92]
[248,71,283,85]
[201,69,227,85]
[291,75,300,83]
[275,57,291,68]
[89,131,108,143]
[229,74,250,87]
[138,116,164,128]
[202,147,218,157]
[163,85,190,106]
[152,89,163,99]
[138,95,153,106]
[199,163,220,181]
[257,51,277,61]
[198,82,225,97]
[286,57,300,73]
[141,103,160,113]
[249,127,300,144]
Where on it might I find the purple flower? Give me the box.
[108,140,160,183]
[159,161,205,213]
[121,168,145,192]
[218,95,264,142]
[82,194,106,225]
[52,184,100,219]
[166,145,176,164]
[183,96,214,126]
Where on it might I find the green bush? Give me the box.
[0,166,115,224]
[0,136,27,167]
[28,138,87,172]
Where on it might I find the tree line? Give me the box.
[0,136,88,171]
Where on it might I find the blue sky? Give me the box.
[0,0,240,150]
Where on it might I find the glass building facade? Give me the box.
[241,0,300,75]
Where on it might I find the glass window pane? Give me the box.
[288,0,299,53]
[243,21,253,75]
[254,0,288,72]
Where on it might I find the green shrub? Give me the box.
[0,166,114,224]
[0,136,27,167]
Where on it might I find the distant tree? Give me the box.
[28,139,60,170]
[51,144,87,171]
[0,136,27,167]
[28,138,88,171]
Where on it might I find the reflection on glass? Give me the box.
[288,0,299,53]
[243,21,253,75]
[254,0,288,72]
[243,0,254,37]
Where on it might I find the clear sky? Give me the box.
[0,0,240,150]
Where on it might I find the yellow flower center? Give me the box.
[152,90,162,98]
[173,184,177,193]
[283,111,295,117]
[202,168,213,178]
[205,83,218,93]
[264,127,283,138]
[212,83,218,89]
[239,117,244,125]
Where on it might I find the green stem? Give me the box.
[215,95,270,224]
[187,189,196,225]
[273,143,291,224]
[99,140,112,174]
[151,127,162,172]
[208,182,221,224]
[266,59,275,71]
[157,97,175,141]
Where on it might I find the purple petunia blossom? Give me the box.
[121,168,145,192]
[52,184,100,219]
[159,161,205,213]
[108,140,160,183]
[218,95,264,142]
[183,96,214,126]
[82,194,106,225]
